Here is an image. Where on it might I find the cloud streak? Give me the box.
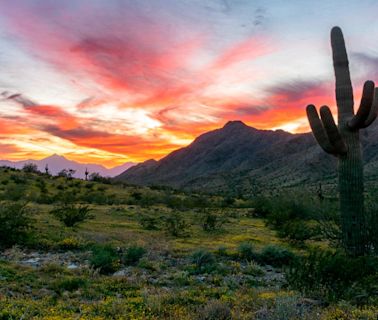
[1,1,377,164]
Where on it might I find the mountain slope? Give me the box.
[0,154,135,179]
[117,120,378,195]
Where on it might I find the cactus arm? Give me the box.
[361,87,378,128]
[306,104,337,155]
[331,26,354,118]
[319,105,348,154]
[348,80,375,130]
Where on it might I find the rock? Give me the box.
[113,269,129,277]
[300,298,322,306]
[67,263,79,270]
[22,258,40,267]
[38,288,54,297]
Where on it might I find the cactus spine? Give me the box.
[306,27,378,256]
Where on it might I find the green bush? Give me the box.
[197,300,232,320]
[163,212,190,237]
[190,249,216,274]
[265,196,313,228]
[22,163,39,173]
[287,249,378,303]
[278,219,321,242]
[2,184,26,201]
[243,261,265,276]
[139,214,160,230]
[256,295,309,320]
[258,245,294,267]
[53,277,87,294]
[252,195,272,218]
[50,203,93,227]
[90,244,120,275]
[237,242,257,261]
[122,246,146,265]
[0,201,34,247]
[199,209,227,232]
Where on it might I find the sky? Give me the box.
[0,0,378,167]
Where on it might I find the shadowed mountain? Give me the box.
[117,120,378,195]
[0,154,135,179]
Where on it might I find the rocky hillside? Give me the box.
[117,120,378,195]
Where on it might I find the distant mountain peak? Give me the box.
[223,120,247,128]
[0,154,136,179]
[45,153,66,160]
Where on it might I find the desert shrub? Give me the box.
[179,195,209,209]
[80,191,109,204]
[52,277,87,294]
[265,196,313,228]
[164,194,186,210]
[50,203,93,227]
[122,246,146,265]
[252,195,272,218]
[321,305,378,320]
[238,242,257,261]
[287,249,378,303]
[197,300,232,320]
[216,245,228,257]
[56,184,65,190]
[163,212,190,237]
[89,172,111,184]
[57,237,84,250]
[131,191,142,201]
[200,209,227,232]
[221,197,235,208]
[190,249,216,274]
[0,201,34,247]
[2,184,26,201]
[90,244,120,274]
[255,295,309,320]
[278,219,321,243]
[36,193,55,204]
[22,163,39,173]
[258,245,294,267]
[139,214,160,230]
[243,261,265,276]
[9,174,27,184]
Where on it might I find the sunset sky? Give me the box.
[0,1,378,167]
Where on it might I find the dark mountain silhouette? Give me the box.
[116,120,378,195]
[0,154,135,179]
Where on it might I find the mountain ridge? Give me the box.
[117,120,378,195]
[0,155,135,179]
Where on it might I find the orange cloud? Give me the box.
[0,2,346,166]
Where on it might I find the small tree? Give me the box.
[163,212,190,237]
[50,203,93,227]
[58,168,76,179]
[0,201,34,247]
[58,169,69,178]
[89,172,111,184]
[22,163,39,173]
[200,209,227,232]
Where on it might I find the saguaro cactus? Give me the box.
[306,27,378,256]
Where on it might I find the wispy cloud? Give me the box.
[0,1,377,164]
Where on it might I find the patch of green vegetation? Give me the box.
[0,167,377,319]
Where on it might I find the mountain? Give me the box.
[116,120,378,195]
[0,154,135,179]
